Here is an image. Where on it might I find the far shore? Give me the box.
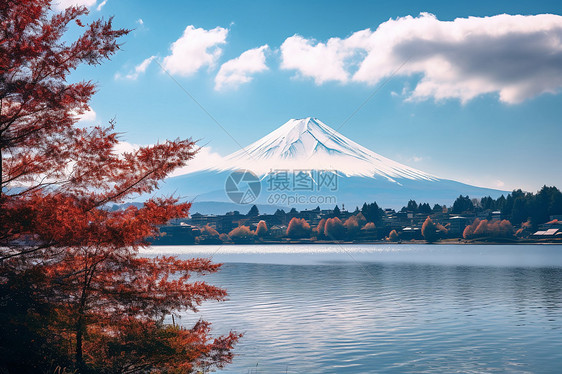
[151,238,562,246]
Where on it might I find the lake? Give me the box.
[141,244,562,373]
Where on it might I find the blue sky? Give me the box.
[64,0,562,193]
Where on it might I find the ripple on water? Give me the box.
[146,244,562,373]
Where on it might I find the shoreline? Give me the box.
[151,238,562,246]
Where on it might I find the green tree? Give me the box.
[247,204,259,217]
[452,195,474,214]
[407,200,418,212]
[332,205,341,217]
[511,197,528,226]
[361,202,383,223]
[532,186,562,224]
[418,203,432,215]
[502,189,526,219]
[480,196,496,211]
[496,195,507,212]
[548,187,562,216]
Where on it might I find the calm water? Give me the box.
[142,244,562,373]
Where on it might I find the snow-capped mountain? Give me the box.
[211,117,436,182]
[157,117,506,213]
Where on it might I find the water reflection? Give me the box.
[143,245,562,373]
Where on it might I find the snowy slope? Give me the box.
[155,117,506,212]
[211,117,437,183]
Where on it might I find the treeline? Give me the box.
[179,185,562,244]
[450,186,562,228]
[399,200,444,215]
[397,186,562,228]
[193,203,387,243]
[208,214,378,243]
[463,219,514,240]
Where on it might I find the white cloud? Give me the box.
[280,33,367,84]
[137,18,144,25]
[494,180,506,188]
[96,0,107,10]
[170,146,226,176]
[113,141,140,154]
[53,0,97,10]
[162,26,228,76]
[112,143,225,176]
[215,45,269,91]
[74,107,96,123]
[280,13,562,103]
[115,56,156,80]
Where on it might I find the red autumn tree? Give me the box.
[315,218,327,239]
[201,224,220,237]
[228,225,255,243]
[198,224,221,244]
[324,217,346,240]
[463,218,480,239]
[362,222,376,231]
[344,215,360,238]
[421,216,439,243]
[388,229,400,242]
[286,217,311,239]
[355,212,367,226]
[463,219,514,240]
[255,220,268,238]
[0,1,239,373]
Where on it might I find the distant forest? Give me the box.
[398,185,562,228]
[153,185,562,244]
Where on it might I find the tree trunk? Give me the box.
[75,261,92,373]
[75,315,85,371]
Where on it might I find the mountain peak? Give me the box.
[284,116,320,128]
[211,117,437,182]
